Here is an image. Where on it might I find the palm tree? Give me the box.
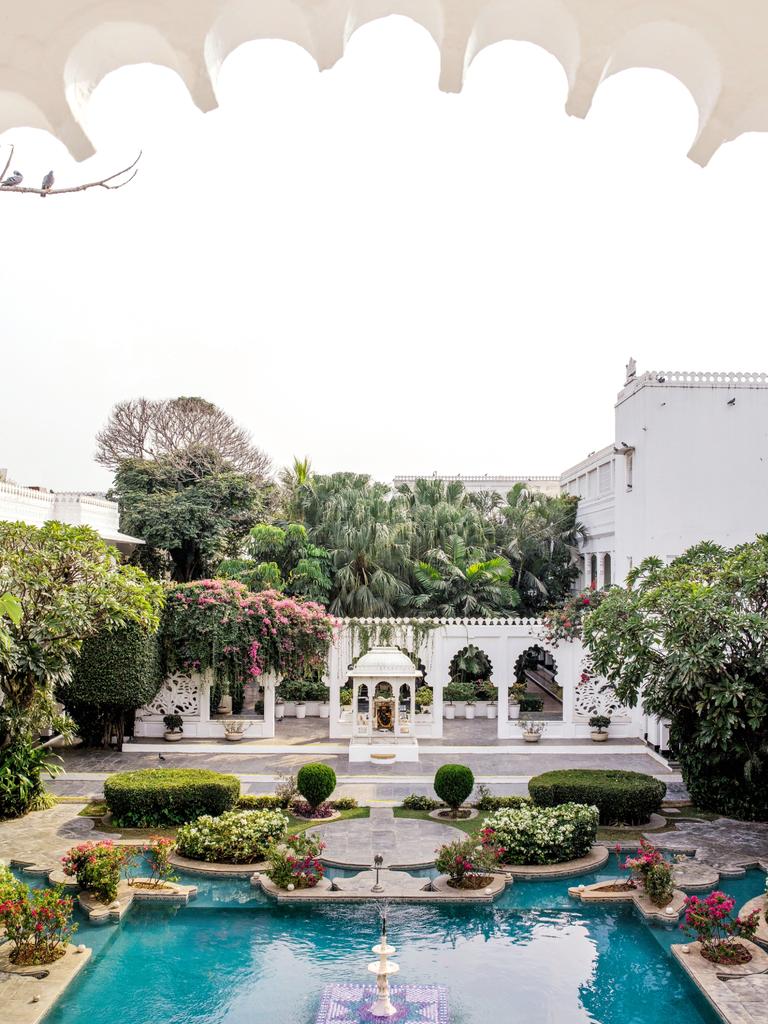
[412,537,519,618]
[279,456,313,522]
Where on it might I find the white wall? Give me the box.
[613,371,768,579]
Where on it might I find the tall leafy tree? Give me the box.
[219,523,332,604]
[114,449,268,581]
[583,538,768,820]
[0,522,163,815]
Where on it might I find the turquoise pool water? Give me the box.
[25,858,766,1024]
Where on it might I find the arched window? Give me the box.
[590,554,598,586]
[603,553,612,587]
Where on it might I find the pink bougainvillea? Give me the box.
[162,580,337,689]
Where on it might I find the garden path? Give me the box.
[0,803,111,870]
[652,818,768,872]
[311,807,460,867]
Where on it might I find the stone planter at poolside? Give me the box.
[164,731,183,742]
[590,730,609,742]
[522,731,541,742]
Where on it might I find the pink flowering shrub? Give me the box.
[61,840,134,904]
[434,832,504,887]
[622,840,675,906]
[162,581,336,691]
[267,833,326,889]
[133,837,178,889]
[0,886,77,965]
[682,891,761,963]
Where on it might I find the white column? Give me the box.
[596,551,605,589]
[262,672,276,739]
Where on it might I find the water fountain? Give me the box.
[314,905,448,1024]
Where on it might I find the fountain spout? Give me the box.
[367,924,399,1017]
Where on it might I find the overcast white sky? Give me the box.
[2,17,768,492]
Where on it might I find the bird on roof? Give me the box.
[727,397,736,405]
[40,170,54,196]
[1,170,22,187]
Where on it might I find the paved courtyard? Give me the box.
[312,807,459,867]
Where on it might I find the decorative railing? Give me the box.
[338,616,546,627]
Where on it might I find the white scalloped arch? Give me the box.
[0,0,767,162]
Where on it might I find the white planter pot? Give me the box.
[224,732,244,742]
[591,731,609,742]
[296,704,307,719]
[164,731,183,742]
[444,704,456,720]
[319,702,330,719]
[465,705,476,720]
[508,702,521,720]
[275,704,285,720]
[522,732,541,743]
[216,695,233,715]
[487,704,497,720]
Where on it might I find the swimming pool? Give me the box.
[29,859,767,1024]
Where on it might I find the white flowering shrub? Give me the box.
[484,802,598,865]
[176,810,288,863]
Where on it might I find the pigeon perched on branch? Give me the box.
[1,170,22,187]
[41,170,54,195]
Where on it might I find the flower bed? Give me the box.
[682,891,761,965]
[0,885,76,965]
[176,809,288,864]
[434,835,503,889]
[621,840,675,907]
[266,833,326,890]
[61,840,134,904]
[483,803,598,865]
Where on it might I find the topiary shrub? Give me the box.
[297,763,336,810]
[528,769,666,826]
[433,764,474,814]
[484,803,598,865]
[176,809,288,863]
[58,623,163,747]
[104,768,240,827]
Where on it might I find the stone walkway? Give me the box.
[311,807,461,867]
[0,804,111,870]
[652,818,768,873]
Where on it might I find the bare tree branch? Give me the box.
[0,151,141,196]
[95,397,272,479]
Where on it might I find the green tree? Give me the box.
[114,449,269,581]
[413,537,519,618]
[0,522,163,815]
[219,523,332,604]
[583,538,768,820]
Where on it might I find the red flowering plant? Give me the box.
[0,885,77,965]
[682,891,761,964]
[161,581,337,704]
[434,831,504,889]
[543,585,611,694]
[622,840,675,906]
[131,837,178,889]
[266,833,326,890]
[61,840,135,904]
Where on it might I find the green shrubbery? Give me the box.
[59,623,163,747]
[434,764,474,813]
[402,794,442,811]
[297,763,336,810]
[484,803,598,865]
[474,792,531,812]
[104,768,240,827]
[176,809,288,863]
[528,769,666,825]
[277,679,329,702]
[237,794,287,811]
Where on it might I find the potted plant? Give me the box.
[589,714,611,742]
[295,700,307,720]
[415,686,433,714]
[340,687,353,712]
[275,697,285,721]
[443,683,456,720]
[319,695,330,719]
[223,720,251,742]
[163,714,184,741]
[216,683,233,716]
[477,681,498,718]
[517,719,545,743]
[508,682,525,720]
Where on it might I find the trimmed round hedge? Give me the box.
[297,763,336,810]
[104,768,240,827]
[434,764,474,811]
[528,769,666,826]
